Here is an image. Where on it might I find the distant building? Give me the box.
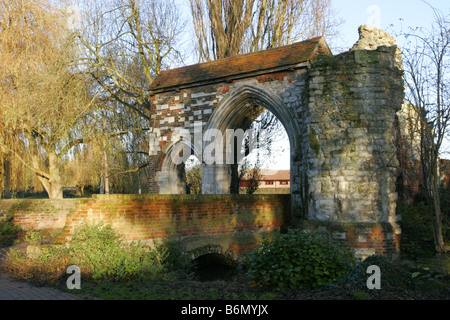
[240,169,290,194]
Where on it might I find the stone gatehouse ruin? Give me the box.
[1,26,419,260]
[145,25,414,258]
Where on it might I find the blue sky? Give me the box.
[269,0,450,169]
[172,0,450,169]
[332,0,450,51]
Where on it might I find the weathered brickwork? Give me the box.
[0,199,79,230]
[301,220,401,260]
[3,195,289,258]
[62,194,288,241]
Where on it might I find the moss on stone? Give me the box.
[309,128,321,156]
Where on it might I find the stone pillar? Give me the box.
[202,163,232,194]
[148,128,162,194]
[157,163,186,194]
[147,158,159,194]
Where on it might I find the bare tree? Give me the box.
[401,4,450,252]
[77,0,185,120]
[238,159,262,194]
[75,0,186,191]
[189,0,341,62]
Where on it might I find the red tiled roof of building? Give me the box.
[150,37,331,93]
[260,169,290,181]
[242,169,290,181]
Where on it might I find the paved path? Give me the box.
[0,244,85,300]
[0,272,82,300]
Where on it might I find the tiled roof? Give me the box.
[150,36,331,93]
[243,169,290,181]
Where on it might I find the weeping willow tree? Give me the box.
[0,149,44,198]
[0,0,98,199]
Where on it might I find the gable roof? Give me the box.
[149,36,331,93]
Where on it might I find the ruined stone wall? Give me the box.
[291,26,406,259]
[303,46,404,224]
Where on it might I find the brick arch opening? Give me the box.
[202,85,300,196]
[187,244,237,265]
[189,244,238,281]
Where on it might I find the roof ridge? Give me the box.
[150,36,331,92]
[157,36,326,75]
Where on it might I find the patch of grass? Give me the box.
[66,276,285,300]
[2,221,168,284]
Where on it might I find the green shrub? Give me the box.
[66,222,167,281]
[397,202,435,258]
[24,230,44,244]
[3,246,69,283]
[246,229,355,289]
[2,222,168,283]
[158,239,192,275]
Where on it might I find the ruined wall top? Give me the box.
[351,24,398,50]
[351,24,403,69]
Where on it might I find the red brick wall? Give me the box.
[301,220,401,260]
[2,195,402,260]
[0,199,79,230]
[57,194,289,244]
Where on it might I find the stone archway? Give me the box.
[201,84,300,196]
[187,244,236,265]
[157,138,202,194]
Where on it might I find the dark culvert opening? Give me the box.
[192,253,237,282]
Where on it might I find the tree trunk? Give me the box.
[37,151,63,199]
[102,109,110,194]
[37,175,63,199]
[3,158,11,198]
[103,148,109,194]
[431,162,447,252]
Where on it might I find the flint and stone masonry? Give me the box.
[145,25,409,259]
